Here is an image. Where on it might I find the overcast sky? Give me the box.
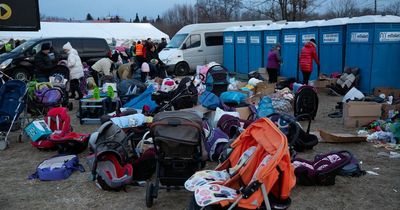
[39,0,395,20]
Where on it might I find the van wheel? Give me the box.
[175,62,189,76]
[12,69,30,82]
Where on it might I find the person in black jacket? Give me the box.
[157,38,167,53]
[146,44,166,78]
[34,43,55,82]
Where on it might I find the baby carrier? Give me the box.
[186,118,296,210]
[204,65,229,96]
[294,85,318,120]
[0,80,26,150]
[87,121,134,191]
[146,111,206,207]
[152,77,198,112]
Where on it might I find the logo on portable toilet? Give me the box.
[237,36,246,44]
[250,36,260,44]
[284,35,296,43]
[225,36,233,43]
[323,33,339,43]
[302,34,315,43]
[351,32,369,42]
[266,36,277,44]
[379,32,400,42]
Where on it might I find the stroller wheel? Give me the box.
[0,140,8,150]
[68,102,73,111]
[146,183,155,208]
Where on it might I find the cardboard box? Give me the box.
[343,101,382,127]
[381,103,400,119]
[235,106,253,121]
[373,87,400,99]
[255,82,275,95]
[313,78,337,88]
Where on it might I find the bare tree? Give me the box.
[384,0,400,16]
[326,0,358,18]
[195,0,242,22]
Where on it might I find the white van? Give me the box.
[159,20,272,75]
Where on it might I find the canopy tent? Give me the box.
[0,22,169,46]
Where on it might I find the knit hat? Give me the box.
[141,62,150,73]
[41,43,51,51]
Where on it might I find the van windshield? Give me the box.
[10,40,36,54]
[166,33,188,49]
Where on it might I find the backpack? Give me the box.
[292,151,351,186]
[29,155,85,181]
[205,65,229,96]
[204,128,229,161]
[294,86,319,120]
[320,151,365,177]
[199,91,220,110]
[217,114,241,138]
[220,91,247,105]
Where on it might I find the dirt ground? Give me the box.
[0,88,399,210]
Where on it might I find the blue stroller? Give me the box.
[0,80,27,150]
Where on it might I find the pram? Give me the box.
[27,82,65,117]
[146,110,206,207]
[0,80,27,150]
[152,77,198,112]
[186,118,296,210]
[49,64,73,110]
[294,85,319,120]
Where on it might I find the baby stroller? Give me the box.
[0,80,27,150]
[87,121,135,191]
[27,81,65,117]
[204,65,229,96]
[294,85,318,120]
[186,118,296,210]
[49,64,73,110]
[146,110,206,207]
[152,77,198,112]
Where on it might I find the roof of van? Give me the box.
[347,15,400,24]
[319,17,350,26]
[177,20,273,34]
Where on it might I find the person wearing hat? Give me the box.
[266,43,282,83]
[140,62,150,82]
[89,52,119,86]
[157,38,167,53]
[63,42,84,99]
[34,43,55,82]
[299,38,320,85]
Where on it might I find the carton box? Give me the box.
[381,103,400,119]
[235,106,253,121]
[373,87,400,99]
[313,78,337,88]
[343,101,382,127]
[255,82,275,95]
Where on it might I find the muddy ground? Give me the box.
[0,88,399,210]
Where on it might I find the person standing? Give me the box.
[135,40,144,64]
[299,38,320,85]
[34,43,55,82]
[63,42,84,99]
[266,43,281,83]
[157,38,167,53]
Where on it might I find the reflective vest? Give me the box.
[135,44,144,56]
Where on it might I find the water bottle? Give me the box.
[107,85,114,98]
[93,86,100,100]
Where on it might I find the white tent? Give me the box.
[0,22,169,45]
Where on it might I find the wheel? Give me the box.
[12,68,30,82]
[0,140,8,150]
[174,62,189,76]
[146,183,155,208]
[68,102,73,111]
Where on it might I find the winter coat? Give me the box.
[267,49,281,69]
[157,42,167,53]
[299,42,320,73]
[91,58,113,76]
[34,51,54,75]
[117,63,133,80]
[63,42,84,80]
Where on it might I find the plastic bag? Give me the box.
[199,91,220,110]
[257,96,275,118]
[220,91,246,105]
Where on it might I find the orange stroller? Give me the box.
[186,118,296,210]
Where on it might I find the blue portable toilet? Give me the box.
[263,23,283,68]
[223,26,238,73]
[319,18,350,77]
[235,26,249,74]
[247,25,265,72]
[346,15,400,93]
[280,21,305,80]
[298,20,325,82]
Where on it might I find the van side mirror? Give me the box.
[182,43,187,50]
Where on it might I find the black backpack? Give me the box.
[294,86,319,120]
[205,65,229,96]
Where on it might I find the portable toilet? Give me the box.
[223,26,237,73]
[346,15,400,93]
[298,20,325,82]
[319,18,349,77]
[247,25,266,72]
[370,15,400,90]
[280,21,305,80]
[263,23,283,68]
[235,26,249,74]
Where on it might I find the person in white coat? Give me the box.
[63,42,84,99]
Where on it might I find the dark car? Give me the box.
[0,37,110,81]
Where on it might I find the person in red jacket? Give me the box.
[299,38,320,85]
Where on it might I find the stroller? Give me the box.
[294,85,319,120]
[87,121,135,191]
[146,110,206,207]
[186,118,296,210]
[0,80,27,150]
[152,77,198,112]
[27,82,65,117]
[204,65,229,96]
[49,64,73,110]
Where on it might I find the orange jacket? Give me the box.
[135,44,144,56]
